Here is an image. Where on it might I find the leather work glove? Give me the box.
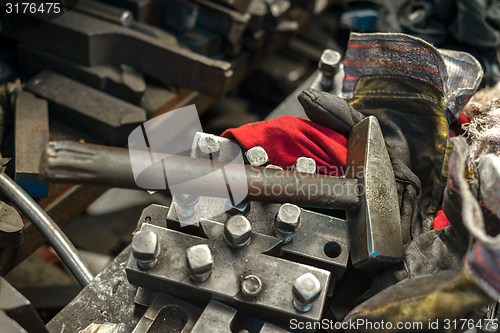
[341,137,499,333]
[299,32,483,243]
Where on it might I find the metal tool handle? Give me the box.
[0,172,94,286]
[40,141,360,210]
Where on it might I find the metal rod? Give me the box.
[0,172,94,286]
[73,0,133,27]
[41,141,360,210]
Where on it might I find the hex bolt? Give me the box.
[196,135,220,161]
[241,275,263,298]
[225,200,251,217]
[245,146,269,166]
[224,215,252,249]
[275,203,301,244]
[292,157,316,174]
[186,244,213,282]
[132,230,159,270]
[318,49,341,91]
[173,193,200,218]
[292,273,321,312]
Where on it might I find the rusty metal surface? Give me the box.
[14,91,49,198]
[41,140,360,209]
[18,43,146,106]
[25,70,147,146]
[4,10,233,99]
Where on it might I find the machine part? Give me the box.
[265,165,283,170]
[73,0,134,27]
[0,311,27,333]
[264,0,290,20]
[289,0,328,14]
[162,0,200,33]
[186,243,213,282]
[212,0,252,13]
[224,215,252,248]
[132,230,160,270]
[247,0,267,32]
[179,28,223,58]
[196,134,221,160]
[126,222,330,326]
[240,275,262,298]
[194,0,251,45]
[173,193,201,218]
[7,10,232,99]
[0,61,12,83]
[0,201,23,248]
[243,29,266,51]
[346,116,403,271]
[79,322,134,333]
[14,91,49,198]
[292,273,321,312]
[25,70,147,146]
[318,49,341,92]
[132,292,202,333]
[225,200,251,217]
[18,43,146,106]
[245,146,269,166]
[98,0,161,25]
[274,203,301,245]
[292,157,316,174]
[41,140,360,210]
[0,172,94,286]
[161,201,348,281]
[0,276,48,333]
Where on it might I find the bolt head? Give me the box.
[293,157,316,174]
[186,244,213,282]
[132,230,159,263]
[293,273,321,311]
[245,146,269,166]
[197,135,220,156]
[318,49,341,75]
[224,215,252,248]
[225,200,251,217]
[276,203,301,233]
[241,275,262,298]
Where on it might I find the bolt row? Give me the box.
[131,214,320,312]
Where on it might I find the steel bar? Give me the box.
[18,43,146,106]
[40,140,360,210]
[0,172,94,286]
[14,91,49,198]
[4,10,232,99]
[25,70,147,146]
[73,0,134,27]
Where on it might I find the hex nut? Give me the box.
[132,230,159,270]
[245,146,269,166]
[292,273,321,312]
[197,135,220,160]
[224,215,252,249]
[293,157,316,174]
[241,275,262,298]
[225,200,251,217]
[318,49,341,76]
[186,244,213,282]
[275,203,301,244]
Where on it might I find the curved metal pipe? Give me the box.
[0,172,94,286]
